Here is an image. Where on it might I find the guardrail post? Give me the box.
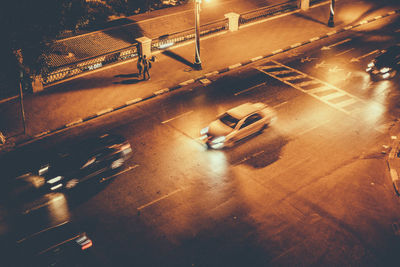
[32,75,43,93]
[224,13,240,32]
[299,0,309,11]
[136,37,152,59]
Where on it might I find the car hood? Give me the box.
[208,120,233,137]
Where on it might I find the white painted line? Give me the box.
[309,37,320,42]
[96,108,113,116]
[335,48,354,56]
[272,49,283,54]
[359,20,368,25]
[297,120,331,136]
[205,71,219,77]
[374,15,382,20]
[229,63,242,70]
[390,169,398,182]
[322,38,351,50]
[100,164,139,182]
[344,25,353,30]
[270,70,293,75]
[272,101,288,109]
[34,131,50,138]
[307,86,330,94]
[179,79,195,86]
[251,56,263,62]
[336,97,357,108]
[234,82,266,96]
[66,118,83,127]
[126,98,142,105]
[154,88,169,95]
[290,42,302,48]
[282,74,305,81]
[258,65,282,70]
[162,110,193,124]
[326,30,337,36]
[22,193,65,214]
[137,187,184,211]
[320,91,345,101]
[297,80,320,87]
[350,49,379,62]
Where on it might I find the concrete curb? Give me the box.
[12,7,400,149]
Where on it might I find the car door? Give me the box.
[235,113,264,141]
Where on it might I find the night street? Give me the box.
[1,0,400,266]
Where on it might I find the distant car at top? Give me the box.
[38,133,132,191]
[200,102,276,149]
[366,44,400,80]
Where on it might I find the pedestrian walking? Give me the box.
[142,55,151,80]
[137,56,143,76]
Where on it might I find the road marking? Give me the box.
[336,98,357,108]
[229,63,242,70]
[162,110,193,124]
[300,57,317,63]
[22,193,65,215]
[350,49,379,62]
[374,15,383,20]
[17,220,70,243]
[272,101,288,109]
[96,108,113,116]
[137,187,184,211]
[126,98,142,105]
[179,79,195,86]
[205,71,219,77]
[251,56,263,62]
[154,88,170,95]
[297,80,319,87]
[272,49,283,54]
[255,60,378,117]
[282,74,305,81]
[335,48,354,56]
[270,70,293,75]
[100,164,139,182]
[234,82,266,96]
[66,118,83,128]
[321,38,351,50]
[291,42,302,48]
[297,120,331,136]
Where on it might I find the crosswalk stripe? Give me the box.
[336,98,358,108]
[320,91,346,101]
[282,74,305,81]
[269,70,294,75]
[307,86,330,94]
[259,65,283,70]
[297,80,320,87]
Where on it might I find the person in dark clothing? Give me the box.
[137,56,143,76]
[142,55,150,80]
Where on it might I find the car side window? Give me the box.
[240,113,262,129]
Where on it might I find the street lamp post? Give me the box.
[327,0,335,27]
[194,0,202,70]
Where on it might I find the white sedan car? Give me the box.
[200,102,276,149]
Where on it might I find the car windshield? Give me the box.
[219,113,240,129]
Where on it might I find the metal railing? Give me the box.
[239,0,298,25]
[42,44,138,85]
[151,18,228,51]
[41,0,323,86]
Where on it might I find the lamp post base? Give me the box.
[193,62,202,70]
[328,17,334,27]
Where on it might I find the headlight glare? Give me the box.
[200,127,209,135]
[212,136,226,144]
[380,67,391,73]
[367,62,374,68]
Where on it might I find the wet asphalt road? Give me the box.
[2,16,400,267]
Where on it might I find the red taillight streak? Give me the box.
[81,240,93,250]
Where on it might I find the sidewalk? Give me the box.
[1,0,400,153]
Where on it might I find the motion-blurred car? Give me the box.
[200,102,276,149]
[38,133,132,191]
[366,44,400,80]
[15,221,94,267]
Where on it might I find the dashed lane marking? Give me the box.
[234,82,266,96]
[100,164,139,182]
[137,187,184,211]
[162,110,193,124]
